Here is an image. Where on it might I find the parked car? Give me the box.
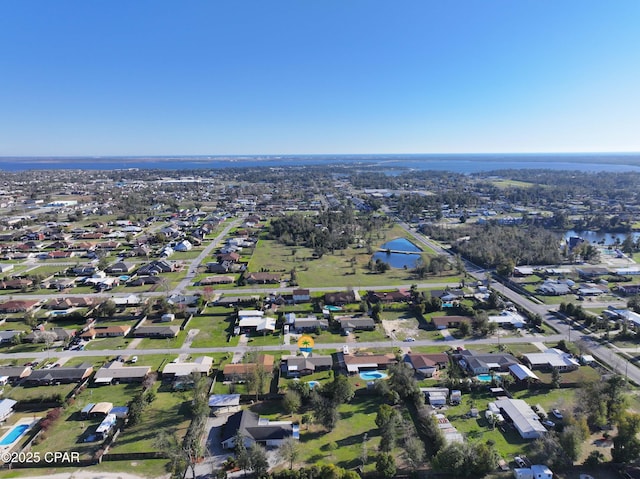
[514,456,527,468]
[130,356,138,363]
[542,420,555,428]
[552,409,563,420]
[404,337,416,342]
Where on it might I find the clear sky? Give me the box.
[1,0,639,156]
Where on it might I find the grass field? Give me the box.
[246,225,460,288]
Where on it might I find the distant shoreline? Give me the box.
[3,152,640,173]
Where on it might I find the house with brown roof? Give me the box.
[367,289,411,304]
[404,353,450,378]
[324,290,356,305]
[81,325,131,340]
[133,325,180,338]
[0,278,33,290]
[245,272,281,284]
[343,353,397,373]
[432,315,473,330]
[0,299,40,313]
[223,354,275,382]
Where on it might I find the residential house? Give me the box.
[174,240,193,252]
[617,284,640,296]
[292,288,311,303]
[324,290,356,305]
[522,348,580,372]
[537,280,572,296]
[0,330,23,344]
[221,410,298,449]
[343,353,396,374]
[0,299,40,313]
[488,310,526,329]
[432,315,473,330]
[223,354,275,382]
[292,316,328,333]
[162,357,213,380]
[80,325,131,340]
[133,326,180,338]
[338,316,376,334]
[199,275,234,285]
[366,289,411,304]
[509,364,540,383]
[245,272,280,284]
[237,310,276,335]
[128,276,162,286]
[136,260,174,276]
[105,261,135,274]
[93,361,151,385]
[47,296,98,309]
[217,252,240,263]
[0,278,32,290]
[215,295,259,307]
[404,353,450,378]
[24,327,75,343]
[458,350,519,375]
[280,355,333,378]
[0,365,32,382]
[25,363,93,385]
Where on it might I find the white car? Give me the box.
[404,337,416,342]
[551,409,563,420]
[130,356,138,363]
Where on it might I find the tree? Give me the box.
[311,393,340,431]
[97,299,117,318]
[246,443,269,477]
[375,453,396,479]
[375,404,400,452]
[458,320,471,337]
[402,426,425,471]
[612,412,640,464]
[283,389,301,417]
[551,368,561,389]
[387,362,420,400]
[278,437,300,470]
[234,430,250,474]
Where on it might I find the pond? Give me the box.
[372,237,422,269]
[565,230,640,245]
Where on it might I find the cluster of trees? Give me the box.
[451,224,562,268]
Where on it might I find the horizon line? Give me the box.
[2,151,640,159]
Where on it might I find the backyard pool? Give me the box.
[325,305,342,312]
[359,371,388,380]
[0,423,30,446]
[476,374,498,383]
[307,381,320,389]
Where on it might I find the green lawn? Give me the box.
[84,336,129,351]
[188,314,239,348]
[247,227,460,288]
[107,383,192,454]
[253,395,403,473]
[135,330,187,350]
[5,382,76,402]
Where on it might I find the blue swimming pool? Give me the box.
[476,374,498,383]
[325,305,342,311]
[0,424,29,446]
[359,371,388,380]
[307,381,320,389]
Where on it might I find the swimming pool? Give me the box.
[359,371,388,380]
[307,381,320,389]
[476,374,498,383]
[325,305,342,312]
[0,424,29,446]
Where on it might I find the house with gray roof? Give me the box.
[221,410,298,449]
[280,355,333,378]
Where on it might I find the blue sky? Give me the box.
[1,0,639,156]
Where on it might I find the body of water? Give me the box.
[359,371,388,380]
[373,238,422,269]
[565,230,640,244]
[2,153,640,173]
[0,424,29,446]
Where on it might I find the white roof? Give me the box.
[509,364,539,381]
[495,398,546,438]
[238,310,264,318]
[208,394,240,408]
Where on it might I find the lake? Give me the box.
[565,230,640,244]
[373,238,422,268]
